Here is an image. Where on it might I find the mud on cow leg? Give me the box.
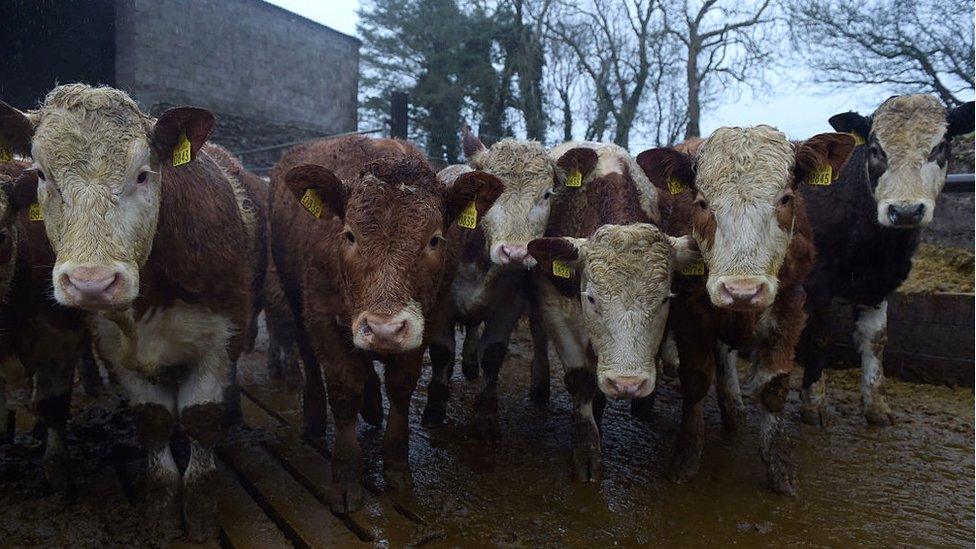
[179,402,224,542]
[131,402,180,531]
[564,368,602,482]
[757,370,797,496]
[382,352,422,496]
[461,321,481,381]
[670,355,713,484]
[361,364,384,428]
[798,297,832,427]
[474,343,507,441]
[34,360,77,494]
[854,302,894,426]
[422,321,456,427]
[714,343,746,431]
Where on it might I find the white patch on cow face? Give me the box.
[695,126,794,311]
[29,87,160,311]
[576,224,673,399]
[871,94,950,228]
[471,139,555,269]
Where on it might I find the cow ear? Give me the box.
[0,101,35,157]
[667,235,701,273]
[794,132,856,186]
[827,111,871,145]
[636,147,696,196]
[462,123,487,167]
[947,101,974,137]
[554,147,598,188]
[152,107,215,165]
[443,170,504,228]
[284,164,346,220]
[528,236,584,273]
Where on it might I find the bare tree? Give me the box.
[546,0,663,149]
[663,0,777,139]
[786,0,974,107]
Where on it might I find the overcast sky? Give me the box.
[265,0,969,147]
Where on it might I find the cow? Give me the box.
[797,95,975,426]
[0,160,88,495]
[637,126,855,495]
[0,84,253,541]
[268,134,502,512]
[421,127,561,436]
[525,141,696,481]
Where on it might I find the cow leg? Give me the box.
[295,327,329,440]
[177,352,230,542]
[78,333,102,397]
[1,374,13,444]
[118,369,180,530]
[854,301,893,426]
[669,339,714,484]
[528,304,551,405]
[461,321,481,381]
[565,368,602,481]
[754,366,795,496]
[33,358,77,494]
[798,291,831,427]
[361,363,383,428]
[422,318,456,427]
[714,342,745,431]
[266,309,302,390]
[382,350,423,496]
[474,298,523,441]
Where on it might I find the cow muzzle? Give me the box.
[56,264,133,310]
[879,200,931,228]
[598,373,654,399]
[712,276,773,311]
[491,243,537,269]
[352,307,424,353]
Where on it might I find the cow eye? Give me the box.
[780,194,792,205]
[343,230,355,244]
[136,171,149,184]
[428,235,442,249]
[928,141,949,161]
[696,198,708,210]
[586,294,596,305]
[543,189,552,200]
[36,169,46,182]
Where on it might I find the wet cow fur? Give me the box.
[0,85,253,541]
[0,160,87,493]
[268,134,502,512]
[637,127,855,496]
[797,95,975,426]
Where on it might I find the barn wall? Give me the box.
[113,0,359,165]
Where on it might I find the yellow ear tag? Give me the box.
[28,203,43,222]
[457,200,478,229]
[552,259,572,279]
[172,131,192,167]
[807,164,833,186]
[849,132,865,146]
[679,259,705,276]
[666,176,687,195]
[0,135,11,163]
[300,188,324,218]
[566,168,582,188]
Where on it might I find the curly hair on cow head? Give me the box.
[361,155,441,193]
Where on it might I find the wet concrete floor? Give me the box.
[1,318,972,547]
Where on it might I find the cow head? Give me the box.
[0,84,214,310]
[463,126,596,268]
[529,224,698,399]
[285,159,503,354]
[829,95,975,227]
[638,126,854,311]
[0,162,36,302]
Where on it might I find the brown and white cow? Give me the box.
[269,134,502,512]
[421,127,566,435]
[526,141,696,481]
[0,160,88,493]
[637,126,854,495]
[0,84,253,541]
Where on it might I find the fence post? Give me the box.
[391,91,408,140]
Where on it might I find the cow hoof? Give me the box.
[383,465,413,494]
[183,466,218,542]
[474,413,499,442]
[529,384,550,406]
[718,399,746,431]
[864,409,894,426]
[360,398,384,428]
[668,448,702,484]
[799,405,829,428]
[630,395,656,423]
[146,476,181,535]
[461,360,480,381]
[420,401,447,427]
[572,445,602,482]
[43,447,74,496]
[766,459,798,497]
[329,480,365,514]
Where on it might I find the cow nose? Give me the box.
[604,375,650,399]
[887,203,925,226]
[498,245,512,264]
[362,315,408,349]
[499,244,533,268]
[63,267,120,301]
[719,280,766,309]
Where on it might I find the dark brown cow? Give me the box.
[0,85,253,541]
[637,126,854,496]
[0,160,87,492]
[269,135,502,512]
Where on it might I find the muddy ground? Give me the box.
[1,318,973,547]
